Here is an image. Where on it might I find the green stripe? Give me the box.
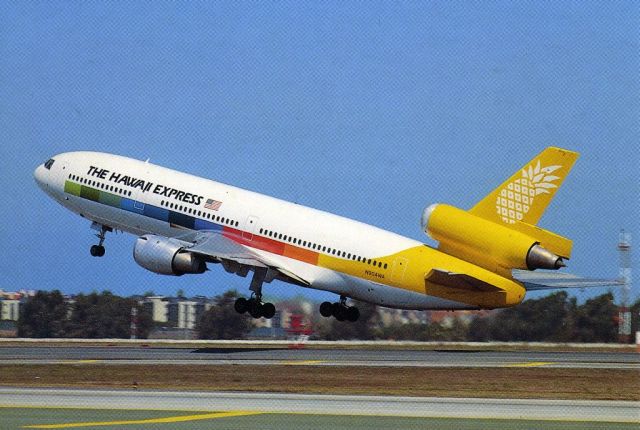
[64,181,81,197]
[80,185,100,202]
[99,191,121,208]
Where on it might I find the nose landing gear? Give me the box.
[320,295,360,322]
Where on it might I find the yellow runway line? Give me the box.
[23,411,262,428]
[503,362,554,368]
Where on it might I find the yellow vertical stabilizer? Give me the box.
[470,147,579,226]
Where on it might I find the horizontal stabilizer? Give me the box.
[426,269,502,292]
[512,269,623,291]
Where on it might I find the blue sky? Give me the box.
[1,2,637,303]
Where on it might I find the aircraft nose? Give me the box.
[34,164,48,190]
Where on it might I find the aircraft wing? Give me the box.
[183,230,311,286]
[183,231,267,267]
[512,269,623,291]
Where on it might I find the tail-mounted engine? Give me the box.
[133,235,206,276]
[421,204,569,272]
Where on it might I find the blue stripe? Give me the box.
[168,211,195,229]
[194,218,221,231]
[77,185,224,231]
[144,204,169,222]
[121,198,144,214]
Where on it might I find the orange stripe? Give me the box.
[283,244,319,265]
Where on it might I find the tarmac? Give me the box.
[0,345,638,369]
[0,388,638,426]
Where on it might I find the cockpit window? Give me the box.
[44,158,55,170]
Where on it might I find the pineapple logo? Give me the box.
[495,161,562,224]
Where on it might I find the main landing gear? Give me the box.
[89,223,111,257]
[320,295,360,322]
[234,267,277,319]
[234,296,276,319]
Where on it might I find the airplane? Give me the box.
[34,147,617,322]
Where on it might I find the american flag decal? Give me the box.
[204,198,222,211]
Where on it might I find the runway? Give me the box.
[1,388,638,423]
[0,345,638,369]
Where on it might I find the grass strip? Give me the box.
[0,364,637,401]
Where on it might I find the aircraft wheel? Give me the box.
[319,301,333,317]
[234,297,248,314]
[262,302,276,319]
[90,245,105,257]
[346,306,360,322]
[332,304,346,321]
[249,301,263,319]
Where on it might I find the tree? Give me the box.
[65,291,153,339]
[630,298,640,342]
[572,292,617,342]
[467,292,619,343]
[485,292,574,341]
[197,290,251,339]
[17,290,68,337]
[468,315,491,341]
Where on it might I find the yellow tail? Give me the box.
[470,147,579,226]
[469,147,578,259]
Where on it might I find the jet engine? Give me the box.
[421,204,565,272]
[133,235,206,276]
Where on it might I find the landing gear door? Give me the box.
[391,257,409,283]
[243,216,259,241]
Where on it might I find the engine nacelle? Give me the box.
[133,235,206,276]
[421,204,565,272]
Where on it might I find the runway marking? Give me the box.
[278,360,325,365]
[23,411,262,428]
[503,361,554,368]
[59,360,100,364]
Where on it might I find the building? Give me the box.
[141,296,169,323]
[0,299,20,321]
[141,295,213,329]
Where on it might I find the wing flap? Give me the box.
[186,231,267,267]
[186,231,311,286]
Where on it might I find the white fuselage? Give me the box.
[34,152,474,310]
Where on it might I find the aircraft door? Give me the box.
[243,216,259,241]
[391,257,409,283]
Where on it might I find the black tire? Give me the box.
[333,304,346,321]
[249,301,263,319]
[346,306,360,322]
[262,302,276,319]
[97,245,105,257]
[319,301,333,318]
[90,245,100,257]
[234,297,248,314]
